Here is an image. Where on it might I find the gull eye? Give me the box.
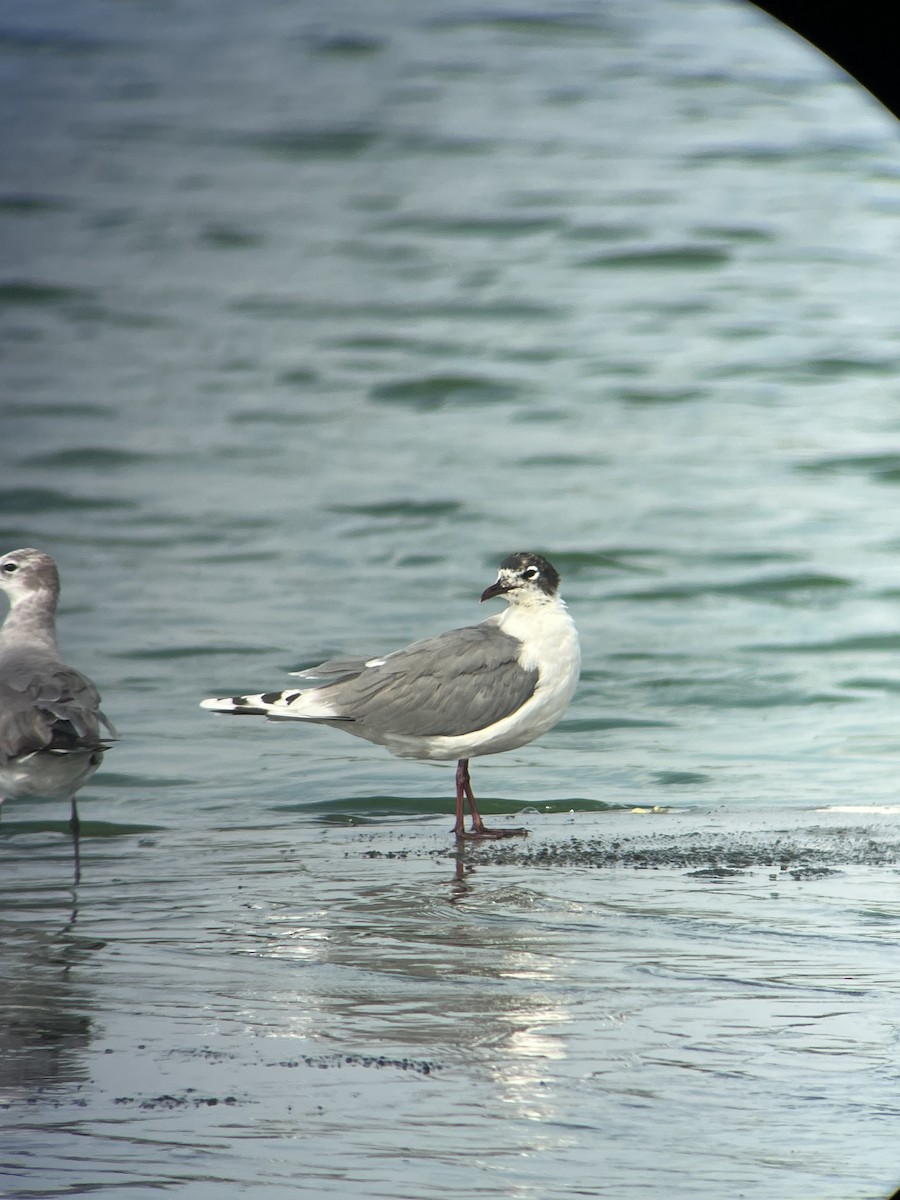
[1,562,18,574]
[523,565,539,581]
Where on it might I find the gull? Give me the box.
[202,551,580,838]
[0,548,116,836]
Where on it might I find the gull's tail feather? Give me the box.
[200,690,353,722]
[200,693,272,716]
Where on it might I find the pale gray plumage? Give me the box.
[0,548,115,833]
[202,552,580,838]
[285,624,538,740]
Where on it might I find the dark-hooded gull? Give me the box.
[0,548,116,835]
[202,552,580,838]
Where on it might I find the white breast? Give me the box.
[414,597,580,762]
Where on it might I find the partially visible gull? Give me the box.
[0,548,116,835]
[202,551,580,838]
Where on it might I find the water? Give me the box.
[2,0,900,1195]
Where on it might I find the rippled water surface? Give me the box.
[3,1,900,1197]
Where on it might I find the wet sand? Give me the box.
[430,804,900,876]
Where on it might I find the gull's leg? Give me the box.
[460,759,487,834]
[452,760,469,837]
[454,759,527,840]
[69,795,80,838]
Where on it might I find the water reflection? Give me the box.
[223,853,584,1143]
[449,841,473,901]
[0,817,81,885]
[241,852,579,1068]
[0,914,102,1100]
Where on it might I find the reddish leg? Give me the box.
[453,759,468,837]
[453,759,527,840]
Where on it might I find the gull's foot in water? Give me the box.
[455,825,529,840]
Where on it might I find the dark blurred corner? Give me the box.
[749,3,900,121]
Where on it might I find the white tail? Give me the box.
[200,689,347,721]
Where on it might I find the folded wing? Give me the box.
[0,651,116,763]
[305,623,538,738]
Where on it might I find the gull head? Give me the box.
[0,548,61,609]
[480,551,561,606]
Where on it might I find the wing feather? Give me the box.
[313,623,537,738]
[0,650,115,762]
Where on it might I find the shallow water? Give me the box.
[3,0,900,1196]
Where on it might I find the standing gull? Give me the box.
[0,548,116,835]
[202,552,580,838]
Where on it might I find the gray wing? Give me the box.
[317,622,537,738]
[0,648,115,763]
[294,654,376,680]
